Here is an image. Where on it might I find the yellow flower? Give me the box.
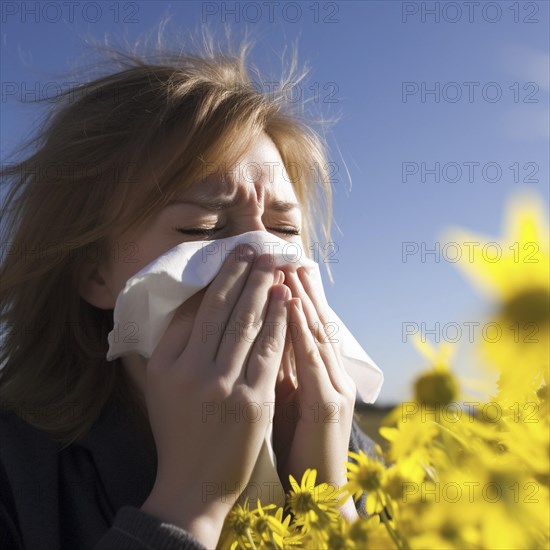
[445,193,549,406]
[220,499,259,550]
[286,468,340,532]
[445,192,549,301]
[383,461,426,507]
[338,450,388,515]
[383,336,461,435]
[271,506,302,548]
[379,415,438,471]
[410,336,460,407]
[251,500,289,549]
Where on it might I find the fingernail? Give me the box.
[238,245,256,262]
[275,270,285,284]
[272,284,289,301]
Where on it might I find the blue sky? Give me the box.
[1,1,549,403]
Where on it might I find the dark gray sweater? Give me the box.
[0,395,378,550]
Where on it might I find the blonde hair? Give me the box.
[0,26,339,446]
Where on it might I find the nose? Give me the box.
[243,217,267,233]
[225,213,268,238]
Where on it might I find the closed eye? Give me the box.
[175,226,301,237]
[174,227,222,237]
[266,227,300,235]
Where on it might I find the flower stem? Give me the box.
[379,506,409,550]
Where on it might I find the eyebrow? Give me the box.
[166,197,302,212]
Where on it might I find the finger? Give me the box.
[184,244,258,362]
[285,269,350,392]
[285,269,341,363]
[149,288,207,368]
[282,326,296,385]
[246,283,290,390]
[275,331,296,398]
[289,297,335,398]
[276,319,293,384]
[215,255,278,374]
[284,269,333,345]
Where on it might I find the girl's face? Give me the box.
[81,131,303,310]
[78,131,303,396]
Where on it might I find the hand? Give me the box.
[141,245,291,547]
[272,266,359,521]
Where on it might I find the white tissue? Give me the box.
[106,230,383,507]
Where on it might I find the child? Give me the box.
[0,34,380,549]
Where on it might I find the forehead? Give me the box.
[182,132,297,200]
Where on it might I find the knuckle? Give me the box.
[311,324,330,344]
[256,329,280,356]
[206,289,230,313]
[314,334,331,346]
[208,376,233,400]
[306,346,322,364]
[233,384,260,407]
[250,262,274,281]
[233,311,258,332]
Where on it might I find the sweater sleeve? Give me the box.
[350,417,381,461]
[0,452,205,550]
[0,498,208,550]
[93,506,207,550]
